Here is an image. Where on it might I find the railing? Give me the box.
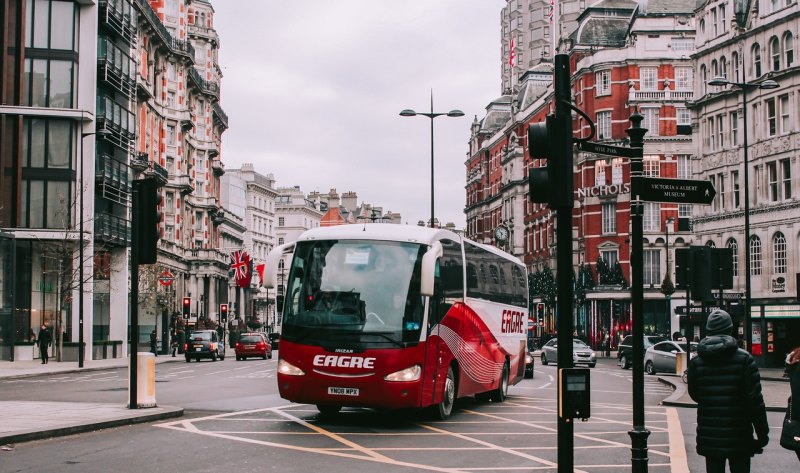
[210,158,224,175]
[134,0,195,59]
[212,103,228,129]
[171,37,196,60]
[188,67,220,98]
[189,248,230,266]
[187,24,219,44]
[99,0,135,44]
[151,162,169,184]
[95,212,131,247]
[96,154,131,190]
[96,95,135,137]
[630,89,694,101]
[98,36,136,98]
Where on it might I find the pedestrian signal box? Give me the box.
[558,368,591,421]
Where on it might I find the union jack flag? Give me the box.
[230,250,251,287]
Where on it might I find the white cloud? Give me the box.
[213,0,503,227]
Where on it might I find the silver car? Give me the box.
[644,340,697,375]
[540,338,597,368]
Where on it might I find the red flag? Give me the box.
[230,250,252,288]
[256,263,265,283]
[509,36,515,67]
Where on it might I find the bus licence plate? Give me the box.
[328,387,359,396]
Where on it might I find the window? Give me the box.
[779,94,791,134]
[597,111,612,140]
[767,98,777,136]
[770,36,782,71]
[711,8,718,36]
[679,204,692,218]
[784,32,794,68]
[750,236,762,276]
[677,155,692,179]
[727,238,739,277]
[730,111,739,146]
[642,107,659,135]
[718,173,726,210]
[672,38,694,51]
[643,202,660,231]
[602,203,616,234]
[25,0,78,50]
[782,158,792,200]
[720,56,728,79]
[595,160,606,186]
[596,70,610,96]
[601,249,618,268]
[611,158,623,184]
[753,44,762,78]
[716,113,724,148]
[278,237,284,245]
[195,211,203,231]
[706,240,716,248]
[710,175,717,210]
[640,67,658,90]
[167,124,176,145]
[278,217,285,227]
[711,59,719,79]
[165,192,174,213]
[644,156,660,177]
[23,59,75,108]
[708,116,717,150]
[643,249,661,286]
[732,171,740,208]
[167,63,176,81]
[700,65,707,95]
[675,67,693,90]
[732,52,740,82]
[773,232,787,274]
[677,108,691,126]
[720,4,726,32]
[167,91,175,108]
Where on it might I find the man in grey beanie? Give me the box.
[688,309,769,472]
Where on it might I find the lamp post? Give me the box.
[358,209,390,224]
[400,92,464,228]
[707,75,778,354]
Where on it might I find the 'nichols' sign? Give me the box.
[577,183,631,199]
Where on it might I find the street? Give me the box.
[1,358,796,472]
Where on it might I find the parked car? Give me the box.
[184,330,225,362]
[541,338,596,368]
[617,335,666,369]
[235,332,272,361]
[268,333,280,350]
[524,350,535,379]
[644,340,697,375]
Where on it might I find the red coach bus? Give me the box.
[263,224,528,419]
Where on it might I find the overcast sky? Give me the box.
[212,1,504,228]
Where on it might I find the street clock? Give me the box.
[494,226,509,243]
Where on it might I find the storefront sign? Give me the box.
[158,271,175,286]
[771,276,786,293]
[577,183,631,199]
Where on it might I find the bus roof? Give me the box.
[296,224,523,267]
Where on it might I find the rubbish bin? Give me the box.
[675,352,688,377]
[128,352,157,408]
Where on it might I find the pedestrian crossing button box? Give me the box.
[558,368,590,421]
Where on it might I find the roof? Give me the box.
[639,0,695,14]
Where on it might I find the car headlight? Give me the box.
[591,352,596,358]
[384,365,422,382]
[278,359,305,376]
[525,354,533,364]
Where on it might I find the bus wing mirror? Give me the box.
[263,242,295,288]
[420,241,443,297]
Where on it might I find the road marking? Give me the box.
[667,407,690,473]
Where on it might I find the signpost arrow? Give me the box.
[634,177,716,204]
[576,141,643,159]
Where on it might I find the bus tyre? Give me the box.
[490,362,509,403]
[433,366,456,420]
[317,405,341,416]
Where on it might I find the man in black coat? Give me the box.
[688,309,769,473]
[36,324,52,364]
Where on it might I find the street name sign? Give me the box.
[576,141,643,159]
[634,177,716,204]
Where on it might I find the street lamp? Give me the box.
[706,75,778,354]
[357,209,390,223]
[400,92,464,228]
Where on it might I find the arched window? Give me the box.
[753,43,762,78]
[706,240,716,248]
[732,51,740,82]
[750,235,762,276]
[727,238,738,277]
[720,56,728,79]
[700,64,708,95]
[712,59,719,79]
[772,232,787,274]
[784,32,794,68]
[770,36,781,71]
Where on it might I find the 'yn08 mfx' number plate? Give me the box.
[328,387,359,396]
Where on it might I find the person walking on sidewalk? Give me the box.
[785,346,800,462]
[149,329,158,357]
[688,309,769,473]
[36,324,51,364]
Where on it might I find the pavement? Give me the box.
[0,354,185,445]
[0,352,791,447]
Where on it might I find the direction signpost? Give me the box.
[576,140,643,158]
[634,177,716,204]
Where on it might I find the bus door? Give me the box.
[423,265,444,406]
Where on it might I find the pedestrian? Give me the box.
[688,309,769,473]
[170,330,178,357]
[36,324,51,364]
[150,329,158,357]
[782,346,800,462]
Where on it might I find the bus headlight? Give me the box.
[278,359,305,376]
[525,354,533,364]
[384,365,422,382]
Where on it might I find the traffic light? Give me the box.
[132,178,163,264]
[219,303,228,323]
[536,303,545,327]
[527,55,574,209]
[182,297,191,319]
[276,295,284,313]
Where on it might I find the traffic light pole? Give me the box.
[627,113,649,471]
[129,181,141,409]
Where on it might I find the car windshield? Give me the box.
[189,332,211,341]
[645,336,666,346]
[573,340,589,348]
[281,239,426,347]
[240,335,262,343]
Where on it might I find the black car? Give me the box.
[268,333,280,350]
[617,335,666,369]
[184,330,226,362]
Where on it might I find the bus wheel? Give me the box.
[490,362,509,403]
[435,366,456,420]
[317,405,341,416]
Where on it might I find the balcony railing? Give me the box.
[96,154,131,206]
[98,36,136,99]
[210,158,224,176]
[95,212,131,247]
[172,174,194,195]
[96,95,135,150]
[630,89,694,101]
[212,103,228,129]
[151,162,169,184]
[187,24,219,45]
[187,67,220,99]
[99,0,135,44]
[134,0,195,59]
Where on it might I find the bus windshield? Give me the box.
[281,239,426,347]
